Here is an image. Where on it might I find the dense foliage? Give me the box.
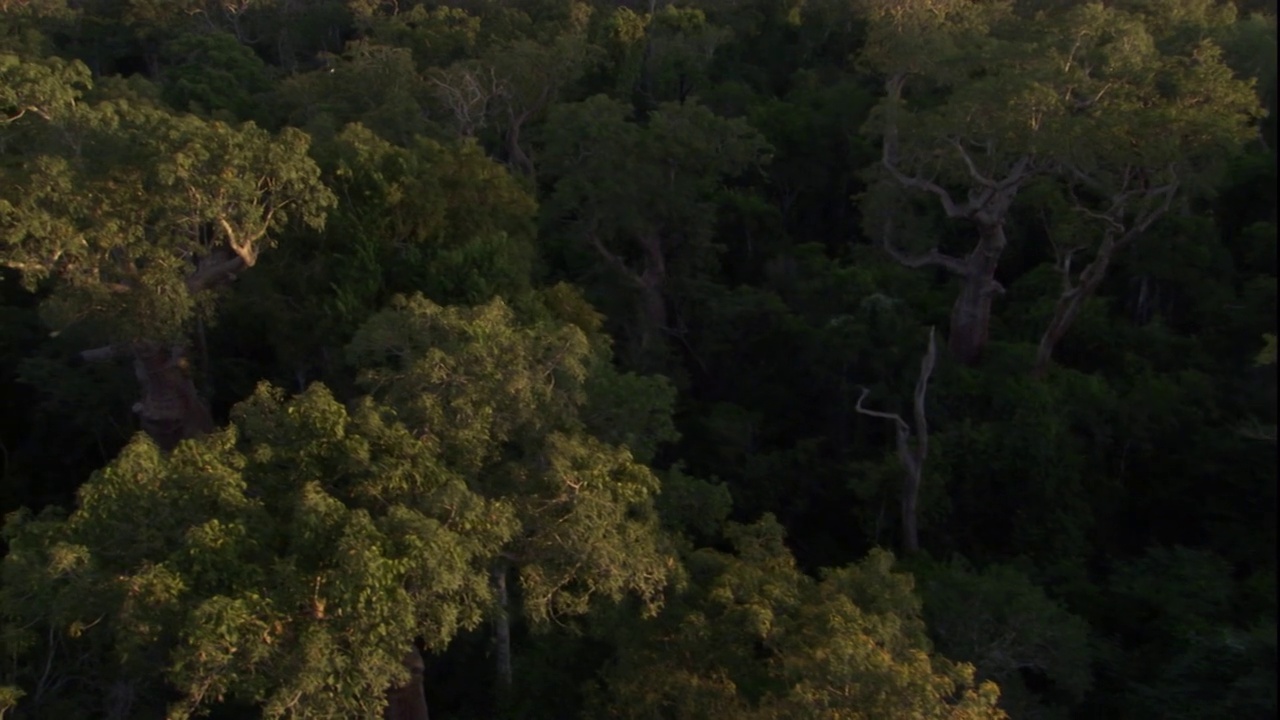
[0,0,1274,718]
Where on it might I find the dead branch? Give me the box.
[855,326,938,554]
[910,326,937,467]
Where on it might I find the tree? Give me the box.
[158,31,273,121]
[857,0,1031,365]
[540,94,769,368]
[483,21,599,176]
[1,56,335,449]
[1099,546,1277,719]
[219,122,539,392]
[589,516,1008,719]
[911,558,1094,719]
[346,294,678,694]
[603,4,733,109]
[856,0,1260,367]
[1029,2,1262,375]
[1240,333,1278,441]
[0,383,514,718]
[273,39,433,146]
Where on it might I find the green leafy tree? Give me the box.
[0,383,514,718]
[426,6,599,173]
[220,121,539,394]
[856,0,1261,367]
[540,94,769,368]
[273,39,433,146]
[159,31,273,121]
[1,57,334,449]
[603,4,732,109]
[911,558,1094,719]
[589,516,1007,719]
[1098,546,1278,719]
[346,294,677,694]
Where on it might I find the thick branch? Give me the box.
[1,105,53,124]
[80,344,122,362]
[1124,179,1178,241]
[952,139,997,188]
[882,148,968,219]
[855,387,910,435]
[587,230,645,289]
[879,220,969,276]
[1000,155,1035,190]
[881,74,967,219]
[185,248,247,294]
[218,216,265,266]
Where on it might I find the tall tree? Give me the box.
[1,56,334,449]
[540,94,768,369]
[1029,2,1261,375]
[219,122,539,394]
[0,384,514,718]
[856,0,1260,367]
[589,517,1008,719]
[346,295,677,695]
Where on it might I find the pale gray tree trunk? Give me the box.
[949,223,1007,365]
[855,328,937,555]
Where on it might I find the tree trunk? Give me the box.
[383,649,429,720]
[491,562,513,693]
[1032,235,1116,377]
[636,233,668,360]
[505,121,535,178]
[585,230,668,366]
[130,344,215,451]
[901,475,921,555]
[948,223,1006,365]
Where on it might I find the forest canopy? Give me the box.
[0,0,1274,718]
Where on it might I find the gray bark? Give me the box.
[855,327,937,554]
[1033,170,1177,376]
[949,223,1007,365]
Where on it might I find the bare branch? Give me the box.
[1000,155,1035,190]
[214,218,251,265]
[855,386,910,435]
[586,230,644,288]
[1063,162,1109,196]
[1126,178,1178,239]
[882,150,967,219]
[80,344,121,362]
[881,73,967,219]
[952,139,996,188]
[880,219,969,276]
[1,105,53,124]
[185,247,247,294]
[855,326,936,554]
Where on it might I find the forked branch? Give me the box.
[855,326,938,554]
[879,219,969,276]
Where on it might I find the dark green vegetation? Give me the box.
[0,0,1274,717]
